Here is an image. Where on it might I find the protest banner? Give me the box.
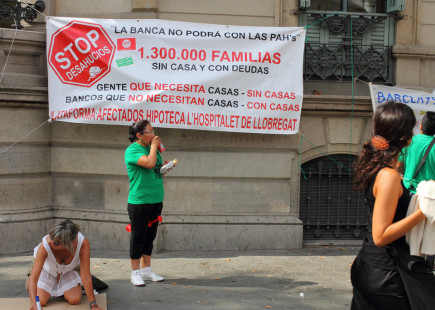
[47,17,306,134]
[369,83,435,133]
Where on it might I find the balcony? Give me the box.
[305,43,392,82]
[299,12,395,84]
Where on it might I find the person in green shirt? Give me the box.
[398,111,435,193]
[125,120,166,286]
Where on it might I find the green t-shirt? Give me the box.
[125,143,164,204]
[398,134,435,193]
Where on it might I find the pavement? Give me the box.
[0,246,359,310]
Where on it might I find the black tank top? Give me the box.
[361,166,411,269]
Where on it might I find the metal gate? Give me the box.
[300,154,367,242]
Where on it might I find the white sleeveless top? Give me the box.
[33,232,85,296]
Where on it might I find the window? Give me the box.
[299,154,367,242]
[300,0,402,13]
[310,0,385,13]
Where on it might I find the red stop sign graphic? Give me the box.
[48,21,115,87]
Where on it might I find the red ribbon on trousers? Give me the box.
[148,215,163,227]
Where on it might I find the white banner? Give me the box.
[47,17,306,134]
[369,83,435,133]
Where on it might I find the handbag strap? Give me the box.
[412,138,435,181]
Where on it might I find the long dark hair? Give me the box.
[128,120,150,142]
[353,101,415,190]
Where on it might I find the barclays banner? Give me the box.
[369,83,435,133]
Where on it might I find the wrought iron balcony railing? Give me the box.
[0,0,45,29]
[304,43,392,83]
[300,12,395,83]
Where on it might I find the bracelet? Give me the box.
[90,301,98,309]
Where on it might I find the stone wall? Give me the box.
[0,25,308,254]
[0,29,51,254]
[0,0,379,255]
[395,0,435,90]
[49,122,305,253]
[53,0,283,25]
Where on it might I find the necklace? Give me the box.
[54,251,71,283]
[56,264,66,283]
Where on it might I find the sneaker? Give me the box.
[141,267,164,282]
[131,270,146,286]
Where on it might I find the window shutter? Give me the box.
[387,0,405,12]
[299,0,310,9]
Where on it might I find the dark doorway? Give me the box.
[300,154,367,243]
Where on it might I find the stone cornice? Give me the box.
[0,86,48,106]
[0,86,370,113]
[0,28,45,44]
[393,44,435,59]
[52,208,303,224]
[301,94,373,116]
[0,207,53,222]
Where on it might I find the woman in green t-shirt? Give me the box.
[125,120,166,286]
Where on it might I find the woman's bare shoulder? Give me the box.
[374,167,402,193]
[377,166,401,180]
[35,241,48,259]
[79,238,90,255]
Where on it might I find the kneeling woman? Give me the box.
[28,219,102,310]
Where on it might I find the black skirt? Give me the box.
[350,242,410,310]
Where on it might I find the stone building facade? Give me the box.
[1,0,432,254]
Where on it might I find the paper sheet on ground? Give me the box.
[0,293,106,309]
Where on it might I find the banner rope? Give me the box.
[349,18,355,173]
[304,14,336,42]
[0,6,51,154]
[354,77,370,85]
[298,135,307,180]
[0,0,48,85]
[0,118,50,155]
[0,4,49,85]
[28,3,49,19]
[299,14,359,180]
[304,14,335,29]
[298,133,352,180]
